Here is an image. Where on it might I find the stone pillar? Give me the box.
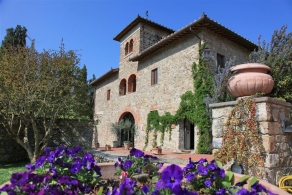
[210,97,292,185]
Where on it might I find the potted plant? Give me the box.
[96,142,100,149]
[152,145,162,155]
[105,144,111,151]
[123,141,131,150]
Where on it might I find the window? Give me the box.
[107,89,111,100]
[125,43,129,56]
[217,53,225,69]
[151,68,158,85]
[129,39,134,53]
[119,79,127,96]
[128,74,136,93]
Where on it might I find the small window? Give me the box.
[125,43,129,56]
[129,39,134,53]
[151,68,158,85]
[107,89,110,100]
[128,74,136,93]
[217,53,225,69]
[119,79,127,96]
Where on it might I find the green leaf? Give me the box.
[132,173,149,183]
[151,176,159,182]
[237,175,250,183]
[0,192,8,195]
[97,186,103,195]
[142,164,156,173]
[216,161,223,168]
[222,181,232,188]
[224,171,234,182]
[248,176,258,191]
[229,186,240,194]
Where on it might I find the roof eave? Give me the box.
[90,68,119,86]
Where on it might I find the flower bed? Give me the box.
[0,146,288,194]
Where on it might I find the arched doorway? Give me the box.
[120,112,135,146]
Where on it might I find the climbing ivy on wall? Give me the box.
[144,111,175,150]
[145,44,214,153]
[190,43,214,154]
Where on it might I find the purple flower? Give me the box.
[144,154,158,160]
[215,188,226,195]
[134,149,144,158]
[49,167,57,176]
[119,177,136,194]
[35,156,46,168]
[161,164,183,189]
[216,168,226,178]
[136,167,141,173]
[124,160,133,169]
[172,185,198,195]
[20,184,35,193]
[70,163,82,174]
[197,165,208,176]
[204,179,212,188]
[129,148,137,156]
[235,188,249,195]
[25,164,35,171]
[93,165,102,176]
[198,158,207,164]
[44,147,51,156]
[158,162,164,169]
[142,185,149,193]
[10,172,29,186]
[47,151,56,163]
[235,181,247,187]
[156,179,164,190]
[183,158,195,172]
[207,163,217,171]
[185,172,196,182]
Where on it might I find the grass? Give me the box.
[0,161,29,185]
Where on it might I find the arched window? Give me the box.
[119,79,127,96]
[129,39,134,53]
[125,43,129,56]
[128,74,136,93]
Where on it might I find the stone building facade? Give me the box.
[91,13,257,152]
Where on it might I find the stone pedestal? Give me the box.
[210,97,292,185]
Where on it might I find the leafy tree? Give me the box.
[249,25,292,103]
[0,41,87,163]
[88,74,96,119]
[0,25,27,54]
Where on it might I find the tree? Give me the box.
[249,25,292,103]
[0,41,87,162]
[0,25,27,54]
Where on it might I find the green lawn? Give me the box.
[0,161,29,185]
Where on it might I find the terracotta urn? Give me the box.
[227,63,274,98]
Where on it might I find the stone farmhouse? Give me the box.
[91,13,257,152]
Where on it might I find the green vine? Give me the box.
[214,96,265,173]
[144,111,175,150]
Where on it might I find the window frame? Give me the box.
[107,89,111,100]
[151,68,158,85]
[217,53,225,69]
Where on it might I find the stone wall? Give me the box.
[210,97,292,185]
[0,119,93,164]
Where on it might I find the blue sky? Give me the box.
[1,0,292,80]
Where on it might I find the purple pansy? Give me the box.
[172,185,199,195]
[197,165,208,176]
[119,177,136,195]
[134,149,144,158]
[198,158,208,165]
[123,160,133,169]
[70,163,82,174]
[204,179,212,188]
[161,164,183,189]
[35,156,46,168]
[185,172,196,182]
[25,163,35,171]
